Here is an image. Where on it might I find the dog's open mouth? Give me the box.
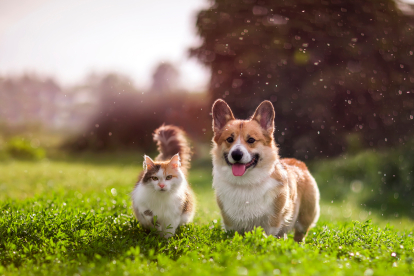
[224,154,259,176]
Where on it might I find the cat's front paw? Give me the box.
[160,225,177,239]
[162,232,173,239]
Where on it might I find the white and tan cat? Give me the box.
[131,125,195,238]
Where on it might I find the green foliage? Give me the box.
[0,153,413,275]
[0,137,8,161]
[191,0,414,158]
[345,133,364,155]
[313,142,414,218]
[5,137,46,160]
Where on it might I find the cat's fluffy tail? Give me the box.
[153,125,191,176]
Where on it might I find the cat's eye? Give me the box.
[226,137,234,143]
[151,176,158,181]
[247,137,256,144]
[166,175,172,180]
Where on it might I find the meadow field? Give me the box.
[2,0,414,275]
[0,151,413,275]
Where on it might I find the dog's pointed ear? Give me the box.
[143,155,155,170]
[212,99,235,133]
[251,100,275,134]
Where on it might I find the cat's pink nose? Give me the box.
[158,183,165,189]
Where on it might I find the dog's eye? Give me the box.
[151,176,158,181]
[166,175,172,180]
[247,137,256,144]
[226,137,234,143]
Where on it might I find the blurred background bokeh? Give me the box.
[1,0,414,222]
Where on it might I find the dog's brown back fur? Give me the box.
[278,158,319,241]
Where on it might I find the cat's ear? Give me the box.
[143,155,155,171]
[168,154,181,169]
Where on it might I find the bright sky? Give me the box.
[0,0,210,91]
[1,0,413,91]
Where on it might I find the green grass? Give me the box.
[0,153,413,275]
[311,147,414,228]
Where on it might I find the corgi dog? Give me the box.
[211,99,320,242]
[131,125,195,238]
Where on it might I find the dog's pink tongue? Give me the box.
[232,164,246,176]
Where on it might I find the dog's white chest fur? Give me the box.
[213,167,283,233]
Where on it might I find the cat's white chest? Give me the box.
[132,184,183,228]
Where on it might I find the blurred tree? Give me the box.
[191,0,414,158]
[150,62,180,94]
[67,73,211,151]
[0,75,61,128]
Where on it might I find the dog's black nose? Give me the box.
[231,149,243,162]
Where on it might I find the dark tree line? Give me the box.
[66,74,211,152]
[191,0,414,158]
